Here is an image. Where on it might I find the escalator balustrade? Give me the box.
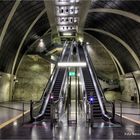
[77,44,113,121]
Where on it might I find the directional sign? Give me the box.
[68,71,76,76]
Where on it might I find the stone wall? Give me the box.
[13,55,50,101]
[84,34,119,80]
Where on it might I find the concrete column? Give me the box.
[0,72,14,102]
[133,71,140,103]
[120,72,139,103]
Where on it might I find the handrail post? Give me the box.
[50,97,54,125]
[30,100,33,122]
[57,103,59,122]
[111,101,115,122]
[90,104,93,127]
[86,103,87,122]
[22,102,24,124]
[120,100,122,125]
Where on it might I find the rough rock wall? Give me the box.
[13,55,50,101]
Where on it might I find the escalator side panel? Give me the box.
[42,47,71,120]
[78,45,102,119]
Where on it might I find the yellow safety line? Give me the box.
[0,110,30,129]
[116,113,140,125]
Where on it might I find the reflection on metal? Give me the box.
[0,0,21,49]
[85,28,140,69]
[89,8,140,23]
[84,32,125,75]
[11,9,47,75]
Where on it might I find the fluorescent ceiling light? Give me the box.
[70,0,80,2]
[62,32,72,36]
[58,62,87,67]
[70,0,75,2]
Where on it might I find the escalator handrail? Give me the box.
[82,44,113,120]
[83,44,113,104]
[57,41,74,116]
[77,44,87,99]
[32,41,69,120]
[58,41,73,99]
[40,65,57,101]
[40,41,68,100]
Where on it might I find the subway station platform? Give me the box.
[0,101,140,139]
[0,0,140,140]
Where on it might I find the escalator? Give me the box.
[77,44,114,121]
[82,67,102,119]
[31,42,72,121]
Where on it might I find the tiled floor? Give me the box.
[0,102,30,124]
[0,101,140,139]
[110,101,140,123]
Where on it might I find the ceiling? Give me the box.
[0,0,140,75]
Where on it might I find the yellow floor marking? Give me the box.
[1,109,140,129]
[116,113,140,125]
[0,110,30,129]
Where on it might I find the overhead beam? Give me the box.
[84,32,125,76]
[89,8,140,23]
[11,9,47,76]
[85,28,140,69]
[15,30,52,75]
[44,0,60,43]
[0,0,21,49]
[78,0,91,35]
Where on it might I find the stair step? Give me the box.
[93,109,102,113]
[93,114,102,117]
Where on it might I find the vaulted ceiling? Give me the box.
[0,0,140,75]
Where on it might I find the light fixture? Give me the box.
[62,32,72,36]
[13,121,17,126]
[70,0,75,2]
[70,0,80,3]
[78,37,83,43]
[89,96,94,104]
[39,39,44,48]
[58,62,87,67]
[50,96,54,99]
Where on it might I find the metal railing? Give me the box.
[30,41,69,121]
[30,41,74,121]
[83,44,115,121]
